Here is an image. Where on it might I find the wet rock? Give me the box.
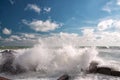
[0,50,26,74]
[13,64,26,74]
[0,76,9,80]
[57,74,70,80]
[0,50,15,73]
[88,61,98,73]
[96,67,111,75]
[88,61,120,77]
[111,71,120,76]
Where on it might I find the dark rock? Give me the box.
[88,61,120,77]
[0,50,27,74]
[111,71,120,76]
[0,76,10,80]
[13,64,26,74]
[88,61,98,73]
[0,50,15,73]
[96,67,111,75]
[57,74,70,80]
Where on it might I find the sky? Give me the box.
[1,0,120,46]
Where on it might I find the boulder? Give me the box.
[0,76,9,80]
[88,61,120,77]
[57,74,70,80]
[96,67,111,75]
[0,50,15,73]
[111,71,120,76]
[88,61,98,73]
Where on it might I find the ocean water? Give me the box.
[0,46,120,80]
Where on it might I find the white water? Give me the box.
[0,36,120,80]
[13,45,98,75]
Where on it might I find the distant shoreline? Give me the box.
[0,46,32,49]
[1,46,120,49]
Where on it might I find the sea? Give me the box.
[0,46,120,80]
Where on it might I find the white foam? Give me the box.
[11,44,99,76]
[1,46,120,79]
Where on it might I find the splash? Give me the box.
[12,44,98,75]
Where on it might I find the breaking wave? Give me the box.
[13,45,98,75]
[0,34,120,80]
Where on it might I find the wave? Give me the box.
[0,42,120,79]
[0,45,99,76]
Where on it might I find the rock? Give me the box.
[13,64,26,74]
[88,61,98,73]
[111,71,120,76]
[0,76,9,80]
[57,74,70,80]
[96,67,111,75]
[88,61,120,77]
[0,50,15,73]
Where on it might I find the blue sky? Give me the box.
[1,0,120,46]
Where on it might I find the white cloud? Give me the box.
[9,0,15,5]
[1,30,120,46]
[2,33,39,46]
[82,29,94,36]
[2,18,120,46]
[36,31,120,47]
[8,34,37,41]
[38,32,79,47]
[97,19,113,31]
[97,19,120,31]
[73,18,120,46]
[102,0,120,13]
[10,35,22,41]
[113,20,120,29]
[102,1,112,13]
[22,19,60,32]
[2,28,12,35]
[44,7,51,12]
[23,33,35,38]
[117,0,120,5]
[25,4,41,14]
[4,35,21,42]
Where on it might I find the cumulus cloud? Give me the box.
[44,7,51,12]
[1,30,120,46]
[22,19,60,32]
[2,18,120,46]
[102,0,120,13]
[4,35,21,42]
[97,19,120,31]
[35,31,120,47]
[23,33,35,39]
[38,32,79,47]
[113,20,120,29]
[87,18,120,46]
[10,35,22,41]
[2,28,12,35]
[25,4,41,14]
[82,29,94,36]
[8,33,37,41]
[97,19,113,31]
[2,33,39,46]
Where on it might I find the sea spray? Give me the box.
[1,47,120,80]
[0,53,4,65]
[13,45,53,72]
[12,44,99,75]
[79,47,98,70]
